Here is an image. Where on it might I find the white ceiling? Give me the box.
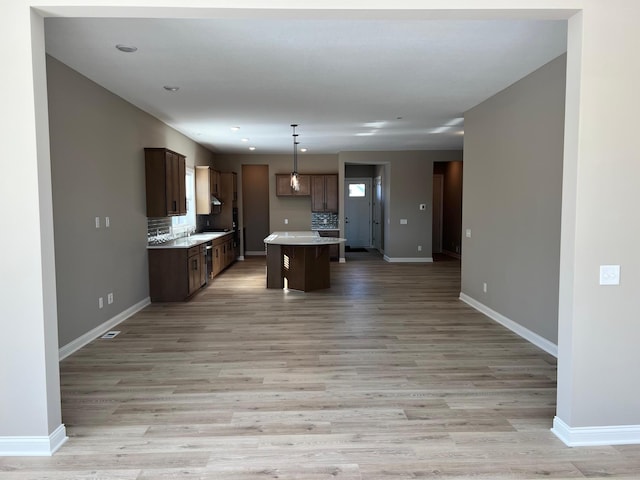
[44,17,567,154]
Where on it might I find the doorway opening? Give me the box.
[242,165,270,257]
[344,164,385,260]
[432,161,463,261]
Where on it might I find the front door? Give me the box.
[372,176,383,252]
[344,178,372,248]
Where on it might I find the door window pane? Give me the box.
[348,183,366,197]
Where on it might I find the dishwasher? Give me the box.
[205,241,213,281]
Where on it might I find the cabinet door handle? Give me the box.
[172,200,177,212]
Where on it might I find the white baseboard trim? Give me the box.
[384,256,434,263]
[245,251,266,256]
[459,292,558,358]
[0,424,67,456]
[58,297,150,361]
[552,416,640,446]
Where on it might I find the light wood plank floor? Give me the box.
[3,255,640,479]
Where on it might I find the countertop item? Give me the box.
[147,231,234,249]
[264,231,346,246]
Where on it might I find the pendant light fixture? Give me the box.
[290,124,300,191]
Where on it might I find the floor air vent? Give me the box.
[100,331,120,339]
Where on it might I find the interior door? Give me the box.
[344,178,372,248]
[372,176,383,252]
[242,165,269,255]
[432,173,444,254]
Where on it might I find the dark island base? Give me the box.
[266,244,331,292]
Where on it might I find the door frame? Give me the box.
[373,175,383,253]
[432,173,444,254]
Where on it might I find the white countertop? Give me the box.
[147,231,234,249]
[264,231,346,246]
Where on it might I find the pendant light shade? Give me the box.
[290,124,300,191]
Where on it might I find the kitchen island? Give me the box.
[264,231,346,292]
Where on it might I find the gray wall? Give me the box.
[215,153,339,252]
[47,56,215,347]
[462,54,566,344]
[345,164,375,178]
[218,151,461,260]
[339,151,462,260]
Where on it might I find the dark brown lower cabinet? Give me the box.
[149,245,205,302]
[148,233,236,302]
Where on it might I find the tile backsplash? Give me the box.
[147,218,195,244]
[311,212,339,230]
[147,218,171,244]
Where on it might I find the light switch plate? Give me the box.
[599,265,620,285]
[465,228,471,238]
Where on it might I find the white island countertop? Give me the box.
[264,231,346,246]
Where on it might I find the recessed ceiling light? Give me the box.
[231,126,240,131]
[115,44,137,53]
[241,138,249,142]
[163,86,179,92]
[249,146,256,151]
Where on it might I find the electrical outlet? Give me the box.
[107,292,114,304]
[400,219,408,225]
[105,216,110,228]
[483,282,487,293]
[417,245,422,252]
[466,228,471,238]
[98,297,104,309]
[284,218,289,225]
[599,265,620,285]
[95,217,100,228]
